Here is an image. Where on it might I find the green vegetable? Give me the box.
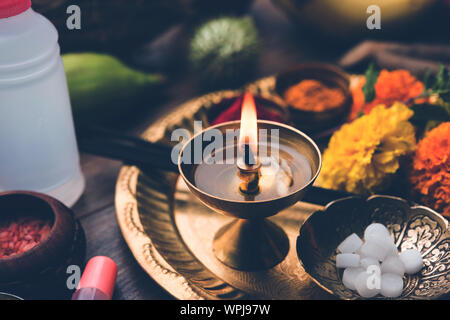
[362,63,379,103]
[189,16,259,88]
[63,53,164,125]
[423,64,450,98]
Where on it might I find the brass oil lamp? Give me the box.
[178,93,321,270]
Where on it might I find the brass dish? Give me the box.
[274,63,352,133]
[115,90,331,299]
[297,195,450,300]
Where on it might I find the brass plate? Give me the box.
[115,78,342,299]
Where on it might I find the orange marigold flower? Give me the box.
[409,122,450,217]
[349,70,424,120]
[349,75,366,120]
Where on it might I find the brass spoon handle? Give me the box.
[77,126,178,172]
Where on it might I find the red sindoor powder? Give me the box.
[0,218,51,258]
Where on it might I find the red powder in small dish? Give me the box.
[0,217,52,258]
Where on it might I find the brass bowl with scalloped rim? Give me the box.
[297,195,450,300]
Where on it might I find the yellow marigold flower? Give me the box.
[317,103,416,194]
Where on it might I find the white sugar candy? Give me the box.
[381,256,405,276]
[336,253,360,268]
[338,233,363,253]
[360,257,379,269]
[356,246,366,258]
[385,244,399,258]
[355,271,380,298]
[365,232,394,251]
[343,267,364,290]
[381,273,404,298]
[364,223,390,239]
[399,249,423,274]
[359,241,390,261]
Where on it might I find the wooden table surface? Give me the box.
[69,0,447,300]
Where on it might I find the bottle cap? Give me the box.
[78,256,118,299]
[0,0,31,19]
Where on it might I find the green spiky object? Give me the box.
[189,16,260,87]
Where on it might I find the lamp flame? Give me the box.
[239,93,258,156]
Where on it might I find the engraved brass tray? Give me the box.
[115,77,336,299]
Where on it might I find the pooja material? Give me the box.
[380,273,404,298]
[409,122,450,217]
[178,93,321,270]
[399,250,424,275]
[354,271,380,298]
[283,79,346,112]
[360,257,379,269]
[63,53,164,125]
[335,222,424,298]
[318,103,416,195]
[337,233,363,254]
[72,256,117,300]
[116,87,449,299]
[336,253,360,268]
[189,16,259,87]
[275,63,352,133]
[349,68,424,120]
[364,223,390,239]
[0,0,84,207]
[193,144,312,201]
[298,195,449,300]
[381,257,405,276]
[342,267,364,290]
[0,217,51,258]
[0,191,85,299]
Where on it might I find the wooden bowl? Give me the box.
[297,195,450,300]
[0,191,85,299]
[274,63,352,133]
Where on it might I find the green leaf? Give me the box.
[428,63,450,92]
[362,63,379,103]
[434,64,445,90]
[423,68,432,90]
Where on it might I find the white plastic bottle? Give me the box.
[0,0,85,206]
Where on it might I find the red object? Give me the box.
[0,217,51,258]
[211,94,284,126]
[74,256,117,300]
[0,0,31,19]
